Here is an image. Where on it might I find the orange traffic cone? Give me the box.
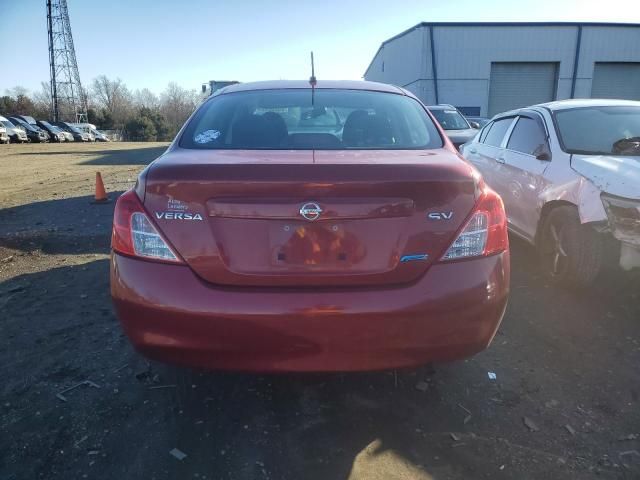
[91,171,110,204]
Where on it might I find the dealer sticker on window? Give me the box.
[194,129,221,144]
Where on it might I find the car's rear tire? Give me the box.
[538,206,604,286]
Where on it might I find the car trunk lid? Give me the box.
[144,149,478,287]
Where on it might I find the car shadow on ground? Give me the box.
[13,145,168,166]
[0,193,121,255]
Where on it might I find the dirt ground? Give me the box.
[1,142,639,480]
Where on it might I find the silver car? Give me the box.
[427,105,480,149]
[0,116,28,143]
[461,99,640,286]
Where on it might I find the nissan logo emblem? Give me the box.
[299,202,322,221]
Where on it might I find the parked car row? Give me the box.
[0,115,109,143]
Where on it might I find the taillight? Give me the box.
[441,187,508,261]
[112,190,182,263]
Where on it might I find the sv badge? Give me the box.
[428,212,453,220]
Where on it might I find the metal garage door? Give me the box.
[592,63,640,100]
[488,62,558,116]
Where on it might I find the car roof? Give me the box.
[491,99,640,120]
[538,98,640,111]
[214,80,406,96]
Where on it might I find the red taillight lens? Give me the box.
[112,190,142,256]
[480,188,509,256]
[111,190,182,263]
[441,187,508,261]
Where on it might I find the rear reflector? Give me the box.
[112,190,182,263]
[441,187,507,261]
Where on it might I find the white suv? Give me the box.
[461,99,640,286]
[0,126,8,144]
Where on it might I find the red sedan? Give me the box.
[110,80,509,372]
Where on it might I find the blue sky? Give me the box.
[1,0,638,96]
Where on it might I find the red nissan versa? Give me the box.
[110,80,510,372]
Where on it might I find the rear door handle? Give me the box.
[469,147,477,154]
[497,155,505,164]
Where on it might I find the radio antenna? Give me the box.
[309,51,317,106]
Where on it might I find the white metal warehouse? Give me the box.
[364,22,640,117]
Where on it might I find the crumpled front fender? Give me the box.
[538,176,607,224]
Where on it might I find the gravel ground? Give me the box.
[1,142,639,480]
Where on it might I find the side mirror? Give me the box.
[536,152,551,161]
[469,121,480,129]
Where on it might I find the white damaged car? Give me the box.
[461,99,640,286]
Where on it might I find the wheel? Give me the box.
[538,205,604,286]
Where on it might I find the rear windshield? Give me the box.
[179,89,443,150]
[554,106,640,155]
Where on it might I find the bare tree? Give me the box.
[4,86,30,98]
[160,82,199,135]
[133,88,160,110]
[91,75,133,127]
[31,82,53,119]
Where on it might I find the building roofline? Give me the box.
[363,21,640,77]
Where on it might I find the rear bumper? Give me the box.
[111,252,510,372]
